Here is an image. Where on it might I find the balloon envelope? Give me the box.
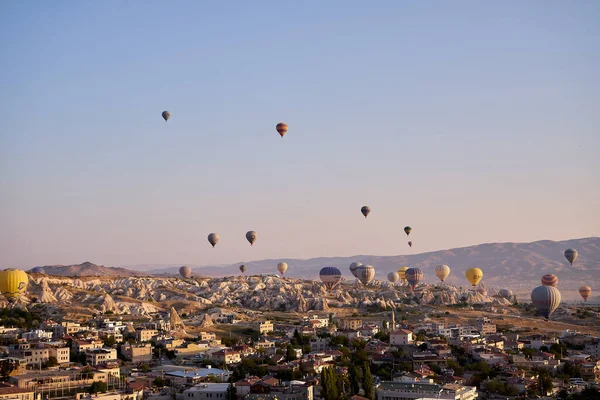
[179,266,192,278]
[434,265,450,282]
[239,264,247,274]
[465,268,483,287]
[246,231,257,246]
[564,249,578,265]
[531,285,561,319]
[0,269,29,303]
[405,268,423,290]
[277,262,288,275]
[579,286,591,301]
[208,233,220,248]
[320,266,342,290]
[349,262,362,278]
[361,206,371,218]
[387,272,399,283]
[541,274,558,287]
[404,226,412,236]
[356,265,375,285]
[162,111,170,121]
[276,122,288,138]
[397,267,408,282]
[498,288,513,300]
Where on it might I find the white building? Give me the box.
[390,329,413,346]
[584,339,600,358]
[376,382,478,400]
[183,383,229,399]
[85,348,117,366]
[256,321,273,335]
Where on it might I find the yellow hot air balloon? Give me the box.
[465,268,483,287]
[0,269,29,303]
[397,267,408,283]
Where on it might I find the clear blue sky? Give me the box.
[1,1,599,269]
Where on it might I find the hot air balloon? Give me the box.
[408,241,412,248]
[476,282,488,296]
[541,274,558,287]
[405,268,423,290]
[0,269,29,303]
[349,262,362,278]
[361,206,370,218]
[579,286,591,301]
[387,272,399,284]
[465,268,483,287]
[276,122,288,138]
[434,265,450,283]
[31,267,45,274]
[208,233,220,248]
[162,111,170,121]
[404,226,412,236]
[356,265,375,286]
[246,231,257,246]
[277,262,288,276]
[564,249,578,265]
[179,266,192,278]
[319,266,342,291]
[239,264,247,274]
[498,288,513,300]
[397,267,408,284]
[531,285,561,320]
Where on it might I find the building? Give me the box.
[120,343,153,362]
[339,318,362,331]
[8,344,50,367]
[0,386,36,400]
[376,381,478,400]
[0,358,27,377]
[309,338,330,352]
[47,345,70,364]
[584,339,600,358]
[255,321,273,335]
[183,383,229,400]
[211,349,241,365]
[199,332,216,341]
[161,367,231,385]
[85,348,117,366]
[475,317,496,335]
[136,329,158,342]
[20,330,53,341]
[73,339,104,354]
[390,329,413,346]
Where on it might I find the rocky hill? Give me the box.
[5,274,515,318]
[30,262,148,277]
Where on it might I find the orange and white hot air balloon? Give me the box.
[276,122,288,138]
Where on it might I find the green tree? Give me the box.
[285,344,297,361]
[226,382,236,400]
[47,356,58,367]
[101,335,116,347]
[362,362,374,400]
[320,367,339,400]
[153,377,167,387]
[89,381,108,394]
[348,365,361,395]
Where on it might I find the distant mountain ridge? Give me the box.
[30,238,600,285]
[31,261,147,277]
[160,237,600,285]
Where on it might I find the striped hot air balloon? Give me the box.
[531,285,561,320]
[541,274,558,287]
[319,266,342,291]
[434,264,450,283]
[405,268,423,290]
[356,265,375,286]
[579,286,591,301]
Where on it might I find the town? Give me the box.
[1,305,599,400]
